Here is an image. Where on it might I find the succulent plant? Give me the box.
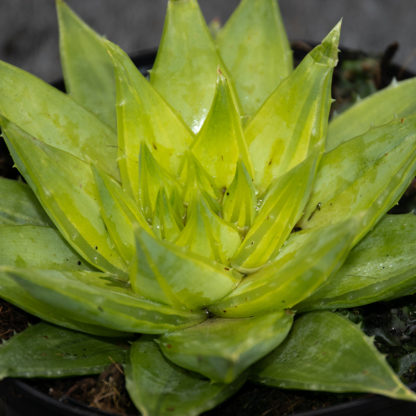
[1,0,416,414]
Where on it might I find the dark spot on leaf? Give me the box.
[224,267,230,271]
[95,246,98,250]
[268,159,272,166]
[307,202,321,221]
[166,344,172,349]
[77,261,81,266]
[152,143,158,150]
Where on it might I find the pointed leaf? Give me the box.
[93,167,153,264]
[175,191,241,265]
[158,310,293,383]
[299,214,416,311]
[231,151,318,272]
[0,61,118,179]
[150,0,221,132]
[94,166,153,232]
[57,0,116,129]
[0,269,126,337]
[0,177,50,226]
[125,337,245,416]
[217,0,292,116]
[222,160,257,233]
[210,219,357,318]
[245,23,340,193]
[327,78,416,151]
[3,267,206,334]
[105,41,193,200]
[152,189,182,242]
[179,152,220,207]
[301,117,416,226]
[299,116,416,245]
[131,227,241,309]
[0,322,127,380]
[192,71,253,189]
[3,120,127,275]
[138,143,182,222]
[251,311,416,401]
[131,229,178,307]
[0,225,93,271]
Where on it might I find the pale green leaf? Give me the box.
[245,22,340,194]
[152,189,182,242]
[0,322,127,380]
[158,310,293,383]
[93,168,136,263]
[299,116,416,245]
[137,143,183,223]
[301,117,416,226]
[105,40,193,200]
[0,224,93,271]
[210,219,357,318]
[57,0,116,129]
[2,120,127,275]
[179,152,220,208]
[231,151,318,272]
[0,61,118,179]
[0,177,50,226]
[217,0,292,116]
[93,165,153,233]
[192,70,253,189]
[131,227,241,309]
[299,214,416,311]
[222,160,257,234]
[125,337,245,416]
[175,190,241,265]
[93,167,153,264]
[0,269,126,337]
[3,267,206,334]
[150,0,221,133]
[327,78,416,151]
[251,311,416,401]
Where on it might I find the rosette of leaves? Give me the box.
[1,0,416,414]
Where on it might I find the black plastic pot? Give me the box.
[1,378,416,416]
[1,47,416,416]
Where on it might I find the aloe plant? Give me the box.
[1,0,416,414]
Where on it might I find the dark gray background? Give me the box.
[1,0,415,82]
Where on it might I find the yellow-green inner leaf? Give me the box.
[245,22,340,194]
[150,0,221,133]
[217,0,292,117]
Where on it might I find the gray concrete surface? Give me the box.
[0,0,415,82]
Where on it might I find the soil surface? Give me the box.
[1,43,416,415]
